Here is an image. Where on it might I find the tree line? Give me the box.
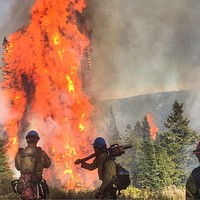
[108,100,200,190]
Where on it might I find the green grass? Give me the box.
[0,185,185,199]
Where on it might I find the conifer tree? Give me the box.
[117,121,143,186]
[116,123,132,179]
[137,116,160,190]
[129,121,143,187]
[107,105,121,143]
[0,137,13,195]
[160,100,198,185]
[154,136,175,188]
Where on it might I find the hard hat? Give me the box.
[25,130,40,140]
[93,137,107,148]
[193,141,200,154]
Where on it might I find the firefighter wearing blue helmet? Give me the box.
[25,130,40,140]
[14,130,51,199]
[80,137,117,199]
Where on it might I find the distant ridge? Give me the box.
[100,90,193,133]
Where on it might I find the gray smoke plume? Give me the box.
[85,0,200,100]
[83,0,200,136]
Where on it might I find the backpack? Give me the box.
[12,147,48,200]
[115,163,131,190]
[103,156,131,192]
[106,144,131,191]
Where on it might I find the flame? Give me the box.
[146,113,159,140]
[1,0,97,190]
[12,137,17,145]
[66,75,75,93]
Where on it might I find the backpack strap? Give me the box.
[33,148,42,174]
[102,156,114,180]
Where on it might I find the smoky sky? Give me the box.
[85,0,200,99]
[1,0,200,100]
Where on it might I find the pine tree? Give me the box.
[137,116,160,190]
[160,100,198,185]
[154,136,175,188]
[115,123,132,180]
[0,138,13,195]
[129,121,143,187]
[117,121,144,187]
[107,105,121,144]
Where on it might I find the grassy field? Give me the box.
[0,183,185,199]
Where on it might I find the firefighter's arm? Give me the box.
[42,151,51,168]
[81,157,98,170]
[14,153,20,171]
[14,148,23,171]
[99,160,116,193]
[186,173,197,200]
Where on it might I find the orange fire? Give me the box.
[1,0,97,189]
[146,113,159,140]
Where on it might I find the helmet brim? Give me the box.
[193,150,200,154]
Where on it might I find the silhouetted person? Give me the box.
[76,137,117,199]
[14,130,51,200]
[186,141,200,199]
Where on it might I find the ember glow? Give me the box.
[1,0,97,189]
[146,113,159,140]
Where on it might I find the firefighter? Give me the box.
[78,137,117,199]
[186,141,200,199]
[14,130,51,199]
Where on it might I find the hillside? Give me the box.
[99,90,194,134]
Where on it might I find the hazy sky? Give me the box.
[86,0,200,99]
[1,0,200,100]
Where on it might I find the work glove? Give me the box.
[95,191,104,199]
[74,159,82,165]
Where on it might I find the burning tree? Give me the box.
[1,0,98,189]
[146,112,159,140]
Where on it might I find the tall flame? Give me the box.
[146,113,159,140]
[1,0,97,189]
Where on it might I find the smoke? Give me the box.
[185,90,200,132]
[85,0,200,99]
[0,90,11,125]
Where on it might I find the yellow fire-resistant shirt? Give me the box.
[81,151,116,193]
[15,143,51,180]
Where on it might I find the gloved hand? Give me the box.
[95,191,104,199]
[74,159,82,165]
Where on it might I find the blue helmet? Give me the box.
[93,137,107,148]
[25,130,40,140]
